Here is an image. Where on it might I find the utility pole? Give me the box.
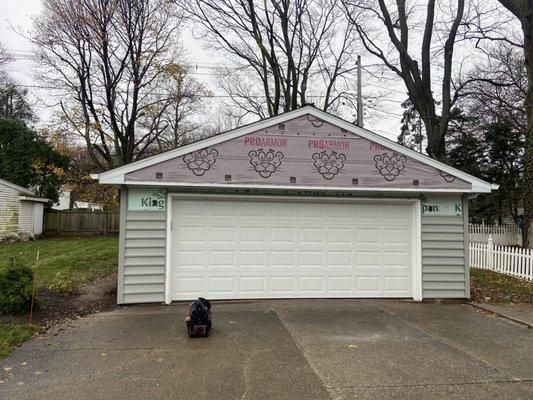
[356,55,363,127]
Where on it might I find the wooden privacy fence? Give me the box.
[470,237,533,281]
[44,210,120,236]
[469,223,522,246]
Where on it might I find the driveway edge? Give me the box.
[468,303,532,328]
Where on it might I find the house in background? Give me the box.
[0,178,48,239]
[52,187,103,211]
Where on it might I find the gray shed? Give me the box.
[98,106,496,304]
[0,178,48,239]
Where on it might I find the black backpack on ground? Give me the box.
[186,297,212,338]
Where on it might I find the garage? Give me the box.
[98,105,495,304]
[170,196,417,300]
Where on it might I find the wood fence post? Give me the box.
[487,235,494,270]
[103,212,108,236]
[57,210,61,236]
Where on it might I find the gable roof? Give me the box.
[0,178,36,196]
[98,106,496,193]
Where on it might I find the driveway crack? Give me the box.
[267,301,335,400]
[376,304,510,379]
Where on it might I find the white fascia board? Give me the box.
[123,180,478,193]
[19,196,49,203]
[99,106,495,193]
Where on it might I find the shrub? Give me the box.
[47,272,77,294]
[0,258,34,314]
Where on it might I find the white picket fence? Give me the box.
[470,237,533,281]
[469,224,522,246]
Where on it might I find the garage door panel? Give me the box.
[356,228,380,244]
[300,276,324,292]
[327,250,353,267]
[356,251,381,266]
[299,250,323,266]
[171,198,414,300]
[327,227,352,243]
[240,276,266,293]
[241,250,266,267]
[270,227,296,242]
[299,227,324,243]
[270,276,296,292]
[384,228,410,245]
[356,276,381,292]
[241,226,266,242]
[270,251,295,267]
[327,276,353,292]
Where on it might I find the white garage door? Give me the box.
[171,197,415,300]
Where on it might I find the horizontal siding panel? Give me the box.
[125,247,166,257]
[124,256,166,267]
[123,283,165,294]
[125,230,166,239]
[422,241,465,250]
[423,273,465,282]
[423,281,466,290]
[421,216,463,225]
[126,211,166,221]
[423,249,465,258]
[124,266,166,275]
[423,266,466,274]
[423,232,464,242]
[123,293,165,304]
[125,238,166,248]
[124,275,165,285]
[422,225,464,234]
[423,257,465,266]
[126,220,166,230]
[423,290,467,298]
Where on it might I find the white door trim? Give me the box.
[164,193,423,303]
[164,193,173,304]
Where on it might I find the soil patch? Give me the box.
[0,275,118,330]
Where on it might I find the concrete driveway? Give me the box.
[1,300,532,400]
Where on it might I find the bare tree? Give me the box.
[458,43,527,133]
[150,64,211,151]
[0,43,11,67]
[185,0,358,119]
[32,0,198,170]
[491,0,533,248]
[342,0,466,160]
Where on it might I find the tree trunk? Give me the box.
[497,0,532,248]
[522,7,533,248]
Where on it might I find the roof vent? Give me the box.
[155,172,163,179]
[413,179,419,186]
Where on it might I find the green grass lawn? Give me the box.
[0,236,119,290]
[470,268,533,303]
[0,324,39,360]
[0,236,118,360]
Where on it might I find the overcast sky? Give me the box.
[1,0,426,142]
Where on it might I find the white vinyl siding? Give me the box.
[0,183,19,236]
[421,212,468,298]
[18,201,34,233]
[118,187,167,304]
